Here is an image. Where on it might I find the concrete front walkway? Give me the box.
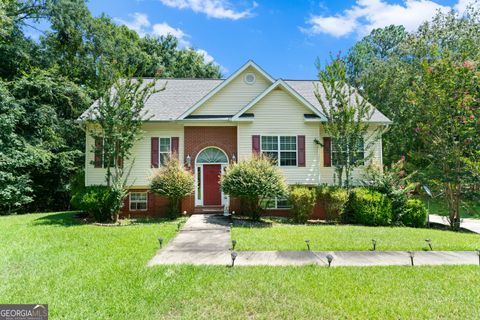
[430,214,480,234]
[147,214,231,266]
[148,214,480,267]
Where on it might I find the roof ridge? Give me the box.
[132,77,225,80]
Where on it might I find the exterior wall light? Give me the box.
[186,154,191,168]
[372,239,377,251]
[158,237,164,248]
[231,252,238,267]
[326,254,334,267]
[425,239,433,250]
[408,251,415,266]
[231,153,236,163]
[305,240,311,251]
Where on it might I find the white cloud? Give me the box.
[159,0,258,20]
[196,49,215,63]
[114,13,223,69]
[152,22,191,47]
[115,13,151,36]
[305,0,478,38]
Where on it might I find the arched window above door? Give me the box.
[196,147,228,164]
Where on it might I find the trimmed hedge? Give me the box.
[316,186,349,222]
[71,185,125,222]
[289,186,317,223]
[400,199,428,228]
[349,188,392,226]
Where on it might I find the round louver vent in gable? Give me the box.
[244,73,256,84]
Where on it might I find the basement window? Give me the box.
[130,192,147,211]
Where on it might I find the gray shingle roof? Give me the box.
[79,78,223,121]
[284,80,392,124]
[79,77,391,124]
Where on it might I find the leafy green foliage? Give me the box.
[401,199,428,228]
[347,8,480,229]
[0,0,220,214]
[71,185,125,222]
[348,188,392,226]
[221,156,288,220]
[289,186,316,223]
[362,158,417,224]
[150,158,195,219]
[0,81,33,213]
[316,186,349,222]
[316,57,381,188]
[407,56,479,229]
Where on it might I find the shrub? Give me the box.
[348,188,392,226]
[221,156,288,220]
[316,186,349,222]
[71,185,125,222]
[400,199,428,227]
[289,186,316,223]
[361,159,417,223]
[150,158,194,219]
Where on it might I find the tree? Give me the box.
[315,57,381,188]
[150,158,195,219]
[407,56,480,230]
[10,69,90,212]
[85,71,160,220]
[221,156,288,220]
[0,80,33,213]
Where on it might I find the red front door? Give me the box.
[203,164,222,205]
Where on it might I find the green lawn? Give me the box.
[231,220,480,251]
[421,197,480,218]
[1,212,480,319]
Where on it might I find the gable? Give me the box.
[249,87,314,123]
[190,66,272,116]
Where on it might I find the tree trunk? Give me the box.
[445,183,461,231]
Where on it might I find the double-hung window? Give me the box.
[129,192,147,211]
[261,136,297,166]
[159,138,171,166]
[261,197,291,209]
[331,138,365,166]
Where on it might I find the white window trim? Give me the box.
[129,192,148,211]
[159,137,171,167]
[260,135,297,167]
[264,197,291,210]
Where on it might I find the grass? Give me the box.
[231,220,480,251]
[1,212,480,319]
[421,197,480,219]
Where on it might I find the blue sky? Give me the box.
[87,0,473,79]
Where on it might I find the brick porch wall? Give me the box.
[184,126,237,172]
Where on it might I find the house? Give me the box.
[79,61,391,218]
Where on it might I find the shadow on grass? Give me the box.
[33,211,84,227]
[33,211,186,227]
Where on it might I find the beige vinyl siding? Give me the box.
[191,66,271,116]
[85,122,184,188]
[238,88,321,185]
[319,126,383,185]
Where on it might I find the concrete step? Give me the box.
[194,205,224,214]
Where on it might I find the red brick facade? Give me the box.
[120,189,170,218]
[184,126,237,168]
